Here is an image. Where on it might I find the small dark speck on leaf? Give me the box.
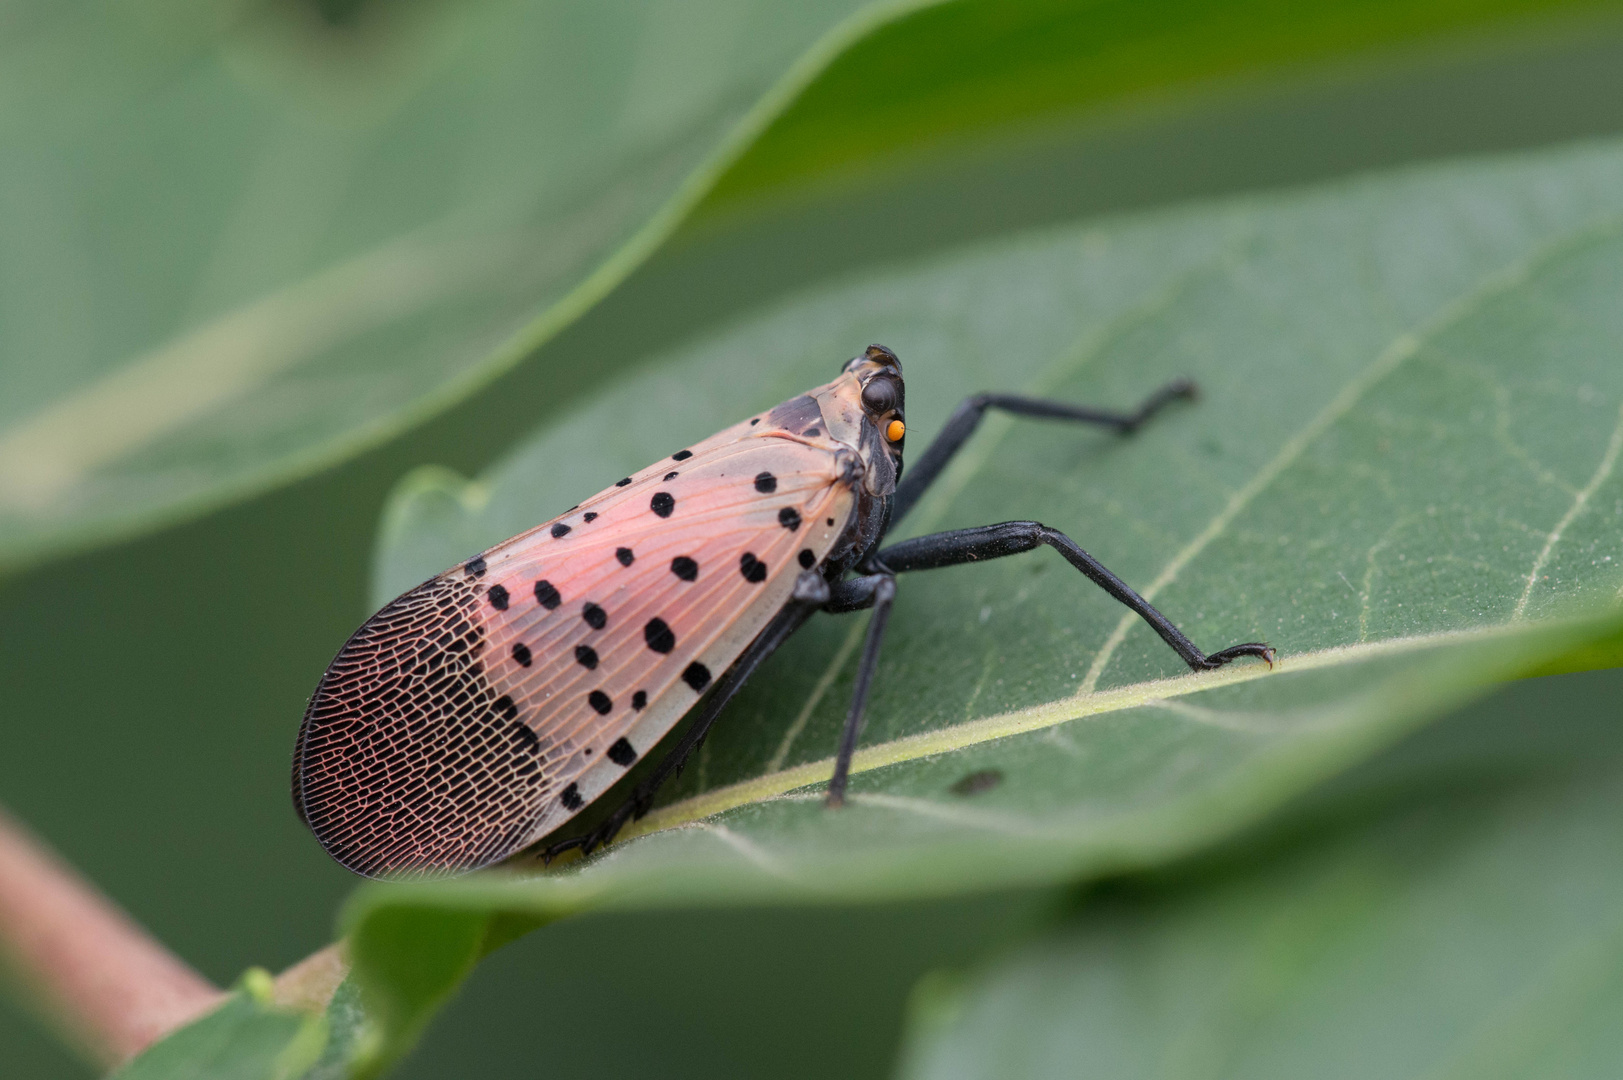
[950,769,1003,797]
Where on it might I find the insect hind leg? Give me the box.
[535,571,832,863]
[877,521,1274,671]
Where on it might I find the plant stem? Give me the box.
[0,804,225,1068]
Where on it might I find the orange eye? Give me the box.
[885,419,906,442]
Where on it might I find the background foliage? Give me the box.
[5,1,1623,1077]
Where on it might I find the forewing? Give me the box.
[294,430,855,876]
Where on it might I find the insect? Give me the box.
[293,345,1274,877]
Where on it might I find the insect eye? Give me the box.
[861,377,899,414]
[886,418,906,443]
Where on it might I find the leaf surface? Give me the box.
[341,135,1623,1068]
[895,669,1623,1080]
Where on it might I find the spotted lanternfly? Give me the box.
[293,345,1274,877]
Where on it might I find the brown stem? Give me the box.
[272,942,348,1013]
[0,805,226,1068]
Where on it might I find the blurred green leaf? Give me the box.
[339,134,1623,1070]
[3,0,1615,570]
[710,0,1623,204]
[894,670,1623,1080]
[0,0,881,567]
[110,974,369,1080]
[109,987,323,1080]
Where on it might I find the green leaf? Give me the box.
[711,0,1623,203]
[341,134,1623,1067]
[109,972,370,1080]
[109,985,324,1080]
[2,0,1613,569]
[0,0,885,567]
[894,668,1623,1080]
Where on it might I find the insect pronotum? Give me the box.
[293,346,1275,876]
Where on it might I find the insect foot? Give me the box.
[1195,642,1277,670]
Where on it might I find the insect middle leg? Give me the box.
[891,379,1196,522]
[878,521,1273,670]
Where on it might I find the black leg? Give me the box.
[891,380,1196,523]
[538,570,832,861]
[825,574,896,808]
[823,572,891,614]
[879,522,1273,671]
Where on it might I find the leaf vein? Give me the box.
[1514,398,1623,620]
[1081,218,1623,691]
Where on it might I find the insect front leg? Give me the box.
[538,570,832,862]
[878,522,1274,671]
[891,380,1196,523]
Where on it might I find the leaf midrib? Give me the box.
[612,622,1556,847]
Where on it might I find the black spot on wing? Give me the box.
[464,557,486,578]
[740,553,767,583]
[651,492,675,518]
[799,549,816,569]
[511,642,532,667]
[583,512,598,523]
[607,738,637,767]
[487,584,510,611]
[779,507,802,531]
[616,547,635,567]
[682,662,712,692]
[582,603,607,630]
[644,618,675,654]
[615,477,632,487]
[575,645,598,670]
[664,471,679,481]
[631,690,647,710]
[588,690,613,715]
[672,450,693,461]
[671,556,698,581]
[754,471,777,493]
[560,784,583,811]
[551,522,571,539]
[534,580,561,609]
